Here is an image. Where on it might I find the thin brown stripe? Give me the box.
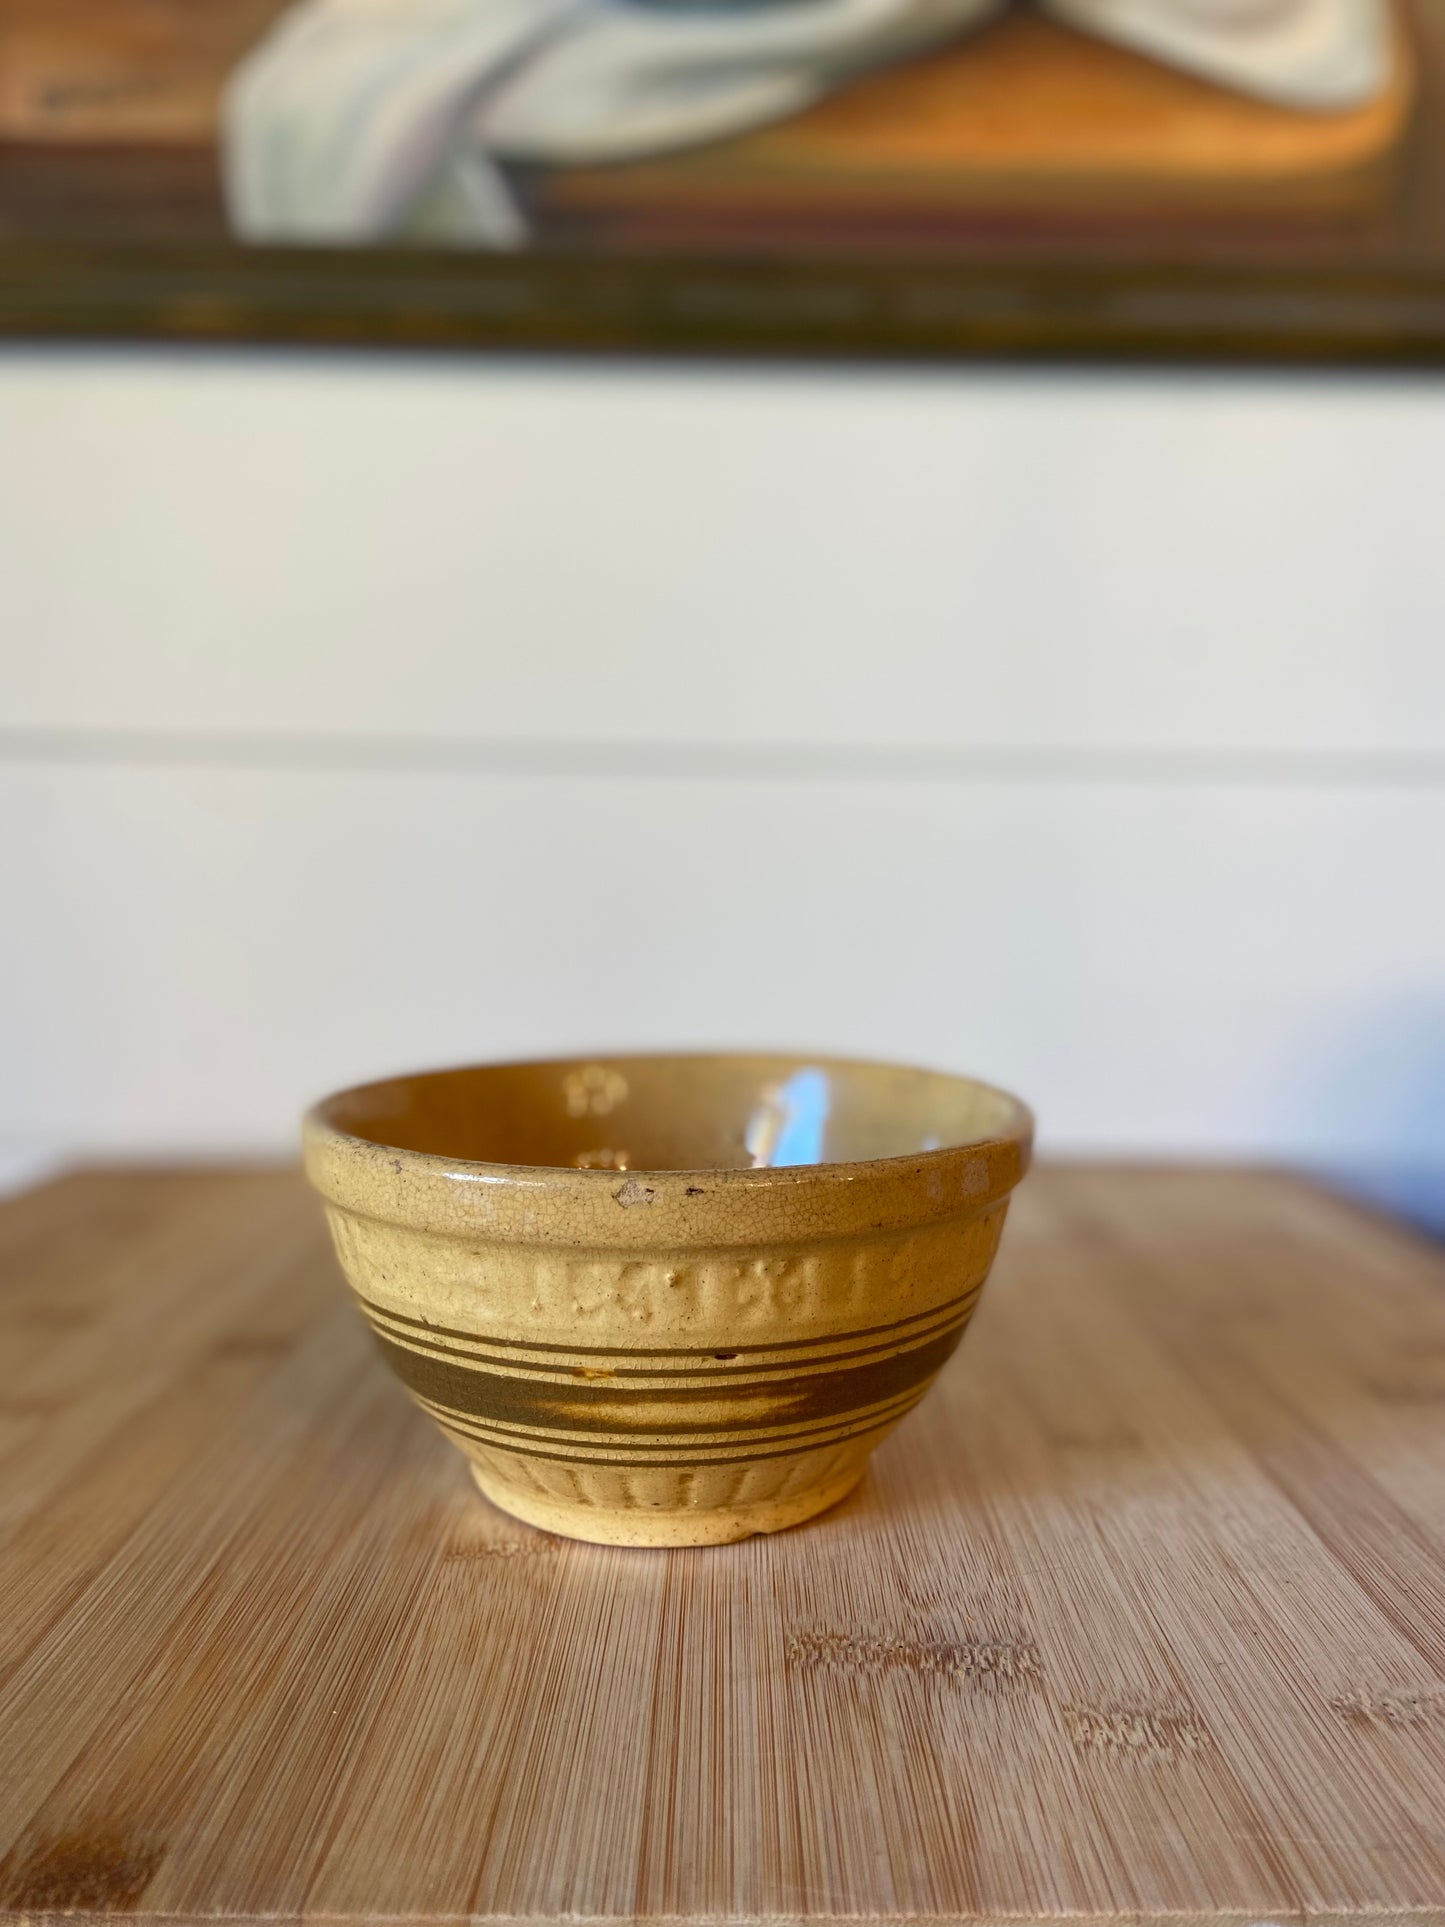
[365,1291,981,1385]
[362,1281,984,1361]
[430,1390,928,1470]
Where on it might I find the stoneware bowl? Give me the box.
[303,1053,1033,1547]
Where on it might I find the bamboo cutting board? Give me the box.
[1,1164,1444,1926]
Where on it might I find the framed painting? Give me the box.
[1,0,1443,359]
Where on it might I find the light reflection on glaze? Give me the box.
[574,1146,630,1170]
[563,1064,629,1119]
[745,1067,831,1169]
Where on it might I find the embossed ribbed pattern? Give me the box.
[335,1233,994,1531]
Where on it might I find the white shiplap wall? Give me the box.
[2,349,1443,1204]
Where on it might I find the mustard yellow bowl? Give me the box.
[303,1053,1032,1547]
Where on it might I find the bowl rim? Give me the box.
[306,1048,1032,1179]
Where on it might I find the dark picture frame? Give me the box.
[2,0,1444,361]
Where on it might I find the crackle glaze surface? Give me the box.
[303,1053,1032,1546]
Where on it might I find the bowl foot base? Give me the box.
[469,1462,867,1547]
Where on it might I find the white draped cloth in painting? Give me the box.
[224,0,1393,246]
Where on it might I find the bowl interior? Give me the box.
[315,1053,1029,1175]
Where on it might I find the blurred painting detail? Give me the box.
[0,0,1422,262]
[220,0,1393,245]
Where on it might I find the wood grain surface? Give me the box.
[1,1164,1444,1925]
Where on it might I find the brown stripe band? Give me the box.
[418,1377,926,1456]
[372,1320,964,1440]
